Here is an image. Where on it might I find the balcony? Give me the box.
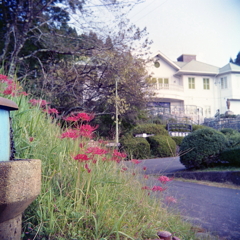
[150,83,184,92]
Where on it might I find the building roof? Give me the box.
[219,63,240,75]
[152,51,240,77]
[174,60,219,76]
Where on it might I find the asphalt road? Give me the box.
[127,157,240,240]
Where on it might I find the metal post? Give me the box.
[115,78,119,146]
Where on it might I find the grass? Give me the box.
[193,166,240,172]
[175,178,240,190]
[3,94,201,240]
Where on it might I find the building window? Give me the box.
[151,78,157,89]
[203,78,210,89]
[158,78,163,88]
[204,106,211,118]
[221,77,227,89]
[188,77,195,89]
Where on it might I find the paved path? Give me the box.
[126,158,240,239]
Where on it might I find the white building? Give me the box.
[147,51,240,124]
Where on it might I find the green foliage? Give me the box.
[120,135,151,159]
[171,136,184,146]
[192,124,210,131]
[220,147,240,167]
[180,128,228,169]
[132,124,169,136]
[147,135,176,158]
[220,128,238,136]
[220,128,240,148]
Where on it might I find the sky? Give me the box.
[126,0,240,67]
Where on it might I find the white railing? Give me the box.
[150,84,184,91]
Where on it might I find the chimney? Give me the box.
[177,54,196,62]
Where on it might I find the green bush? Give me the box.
[180,128,228,169]
[219,147,240,167]
[132,124,169,136]
[120,135,151,159]
[220,128,238,136]
[220,128,240,148]
[192,124,210,131]
[147,135,176,158]
[171,136,184,146]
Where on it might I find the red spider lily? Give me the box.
[19,91,28,96]
[44,108,59,114]
[113,150,127,158]
[165,196,177,203]
[65,112,94,122]
[151,186,167,192]
[29,99,49,107]
[121,167,128,172]
[60,129,80,139]
[143,166,147,171]
[157,176,173,184]
[74,154,90,162]
[144,175,149,179]
[111,150,127,163]
[0,74,11,83]
[3,83,17,96]
[84,164,91,173]
[131,159,140,164]
[141,186,151,190]
[78,124,98,138]
[86,147,108,155]
[79,143,86,148]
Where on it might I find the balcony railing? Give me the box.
[150,84,184,91]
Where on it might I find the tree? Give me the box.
[0,0,153,137]
[230,51,240,66]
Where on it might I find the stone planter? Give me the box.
[0,159,41,240]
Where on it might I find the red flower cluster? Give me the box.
[151,186,167,192]
[86,147,108,155]
[29,99,49,107]
[43,108,59,114]
[74,154,90,162]
[131,159,140,164]
[112,150,127,163]
[65,112,94,122]
[0,74,29,96]
[157,176,173,184]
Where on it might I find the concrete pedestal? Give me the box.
[0,159,41,240]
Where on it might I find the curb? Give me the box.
[166,171,240,186]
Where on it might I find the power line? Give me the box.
[133,0,169,23]
[130,0,158,19]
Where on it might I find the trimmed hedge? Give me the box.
[180,128,228,169]
[131,124,169,136]
[171,136,184,146]
[147,135,176,158]
[192,124,210,132]
[120,135,151,159]
[220,147,240,167]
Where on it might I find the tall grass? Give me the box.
[3,88,196,239]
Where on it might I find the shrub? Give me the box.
[120,135,151,159]
[132,124,169,136]
[220,128,240,148]
[220,128,238,136]
[180,128,228,169]
[147,135,176,158]
[219,147,240,167]
[171,136,184,146]
[192,124,210,132]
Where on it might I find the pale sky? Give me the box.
[127,0,240,67]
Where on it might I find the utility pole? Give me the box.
[115,78,119,146]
